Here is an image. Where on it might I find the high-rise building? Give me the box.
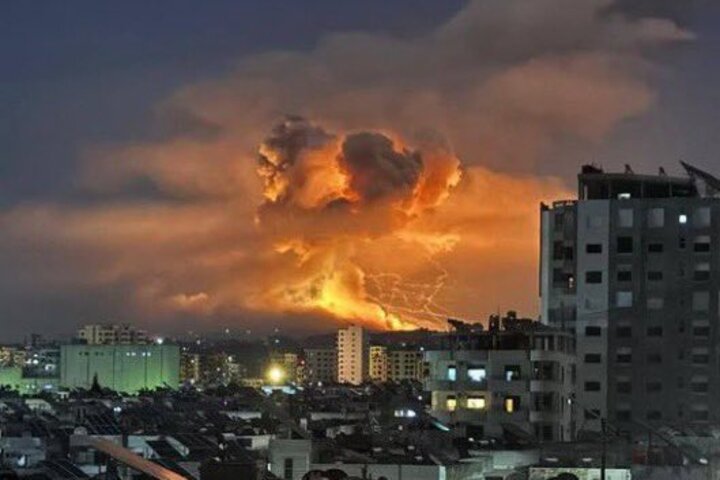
[302,348,337,385]
[387,348,423,382]
[540,163,720,431]
[368,346,388,383]
[76,323,148,345]
[336,325,368,385]
[423,315,576,442]
[60,344,180,393]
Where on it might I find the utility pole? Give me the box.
[600,418,607,480]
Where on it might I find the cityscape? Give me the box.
[3,1,720,480]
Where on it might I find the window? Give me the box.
[646,381,663,393]
[446,396,457,411]
[694,236,711,253]
[691,381,709,393]
[585,271,603,284]
[617,382,632,394]
[552,241,564,260]
[647,353,663,364]
[617,267,632,282]
[647,271,663,281]
[283,458,293,480]
[616,350,632,363]
[694,263,711,281]
[679,214,688,225]
[504,396,520,413]
[616,326,632,338]
[467,367,486,382]
[679,236,687,249]
[647,298,664,310]
[584,353,602,363]
[618,209,634,227]
[585,326,602,337]
[693,292,710,312]
[648,242,664,253]
[648,208,665,227]
[585,381,601,392]
[692,353,709,364]
[647,326,663,337]
[447,366,457,381]
[693,324,710,337]
[586,243,602,254]
[616,291,633,308]
[467,396,486,410]
[694,207,711,227]
[617,236,633,254]
[505,365,521,381]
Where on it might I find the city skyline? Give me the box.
[2,1,720,340]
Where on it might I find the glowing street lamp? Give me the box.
[266,366,286,385]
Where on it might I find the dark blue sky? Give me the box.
[1,0,466,205]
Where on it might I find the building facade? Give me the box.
[423,316,576,442]
[60,344,180,393]
[76,324,148,345]
[387,348,423,382]
[302,348,337,385]
[540,163,720,431]
[369,345,388,383]
[337,326,368,385]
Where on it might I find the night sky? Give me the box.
[2,0,720,340]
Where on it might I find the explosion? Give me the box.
[253,117,462,330]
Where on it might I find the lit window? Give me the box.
[447,366,457,382]
[679,214,688,224]
[467,397,486,410]
[504,397,518,413]
[618,193,631,200]
[648,208,665,228]
[616,291,633,308]
[467,367,486,382]
[446,396,457,411]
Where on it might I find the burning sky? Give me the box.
[0,0,693,333]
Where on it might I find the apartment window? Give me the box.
[646,381,663,393]
[691,381,709,393]
[505,365,521,381]
[504,396,520,413]
[585,271,603,284]
[467,367,486,382]
[552,241,564,260]
[679,236,687,249]
[585,326,602,337]
[586,243,602,254]
[584,353,602,364]
[693,292,710,312]
[616,326,632,338]
[647,353,663,364]
[446,396,457,412]
[617,267,632,282]
[647,411,662,421]
[648,208,665,227]
[648,242,664,253]
[467,396,486,410]
[693,324,710,337]
[617,236,634,254]
[694,263,711,282]
[585,381,601,392]
[283,458,293,480]
[694,236,711,253]
[647,297,664,310]
[617,382,632,394]
[679,214,688,225]
[647,326,663,337]
[694,207,711,227]
[616,350,632,363]
[616,291,633,308]
[647,271,663,281]
[618,208,634,228]
[447,366,457,381]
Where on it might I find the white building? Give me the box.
[77,324,148,345]
[337,325,368,385]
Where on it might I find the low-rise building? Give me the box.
[77,323,148,345]
[423,313,576,442]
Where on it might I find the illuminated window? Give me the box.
[467,367,486,382]
[504,396,519,413]
[447,366,457,381]
[505,365,521,381]
[467,396,486,410]
[679,214,688,224]
[446,396,457,412]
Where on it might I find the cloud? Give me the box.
[0,0,691,333]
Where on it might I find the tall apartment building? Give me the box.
[336,325,368,385]
[540,163,720,432]
[76,323,148,345]
[369,346,388,382]
[302,348,337,385]
[387,348,423,382]
[423,315,576,442]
